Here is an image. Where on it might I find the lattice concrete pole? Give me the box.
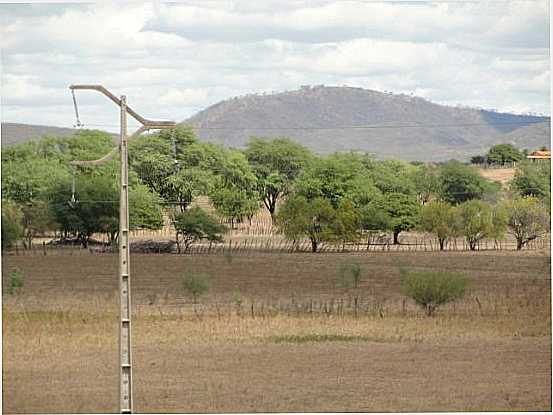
[119,95,133,414]
[69,84,176,414]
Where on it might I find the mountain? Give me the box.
[1,122,79,146]
[496,122,551,151]
[184,85,550,161]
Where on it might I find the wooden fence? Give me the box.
[6,233,551,256]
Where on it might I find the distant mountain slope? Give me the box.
[495,122,551,151]
[185,86,550,161]
[1,122,79,146]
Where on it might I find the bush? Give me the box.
[9,268,24,295]
[172,206,227,253]
[336,261,362,290]
[181,272,210,304]
[401,270,467,316]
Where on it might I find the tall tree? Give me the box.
[49,171,163,247]
[381,192,420,244]
[419,201,460,251]
[486,144,524,165]
[209,150,259,227]
[295,154,378,208]
[438,161,499,204]
[457,200,506,250]
[510,161,551,202]
[277,196,337,253]
[410,163,440,204]
[501,197,550,250]
[129,126,222,212]
[244,137,313,220]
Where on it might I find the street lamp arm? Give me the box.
[69,84,176,128]
[69,125,151,166]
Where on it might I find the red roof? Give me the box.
[527,150,551,159]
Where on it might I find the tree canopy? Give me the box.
[244,137,313,219]
[486,144,524,165]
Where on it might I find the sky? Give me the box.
[0,0,550,132]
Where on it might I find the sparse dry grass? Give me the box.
[2,250,551,413]
[477,167,516,187]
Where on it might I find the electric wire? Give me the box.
[73,119,550,131]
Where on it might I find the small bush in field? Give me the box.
[9,268,24,295]
[181,272,210,304]
[400,269,467,316]
[336,261,362,290]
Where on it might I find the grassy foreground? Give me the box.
[2,250,551,413]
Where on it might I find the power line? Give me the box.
[76,119,550,131]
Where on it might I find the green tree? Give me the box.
[438,161,499,204]
[381,192,420,244]
[486,144,523,165]
[1,201,23,249]
[295,154,377,208]
[366,159,416,195]
[410,163,440,204]
[129,183,165,231]
[209,150,259,227]
[20,200,57,249]
[510,161,551,202]
[172,206,227,253]
[401,269,467,317]
[244,137,313,220]
[457,200,506,251]
[276,196,336,253]
[419,201,460,251]
[129,128,222,212]
[209,186,259,229]
[332,199,361,249]
[470,155,486,165]
[49,171,163,247]
[359,200,392,247]
[501,197,550,250]
[2,157,70,204]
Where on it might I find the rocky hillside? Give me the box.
[185,86,550,161]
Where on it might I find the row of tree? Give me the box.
[471,143,549,166]
[1,127,550,252]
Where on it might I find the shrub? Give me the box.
[172,206,227,254]
[181,272,210,304]
[336,261,362,290]
[401,269,467,316]
[9,268,24,295]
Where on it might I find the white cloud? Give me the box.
[0,0,549,130]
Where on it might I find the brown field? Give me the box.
[477,167,516,187]
[2,250,551,413]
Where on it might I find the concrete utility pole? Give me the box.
[69,85,176,414]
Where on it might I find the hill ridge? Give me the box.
[184,85,549,161]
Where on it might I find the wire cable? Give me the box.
[74,118,550,131]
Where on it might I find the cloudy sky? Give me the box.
[0,0,550,132]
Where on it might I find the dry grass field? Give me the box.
[477,167,516,187]
[2,250,551,413]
